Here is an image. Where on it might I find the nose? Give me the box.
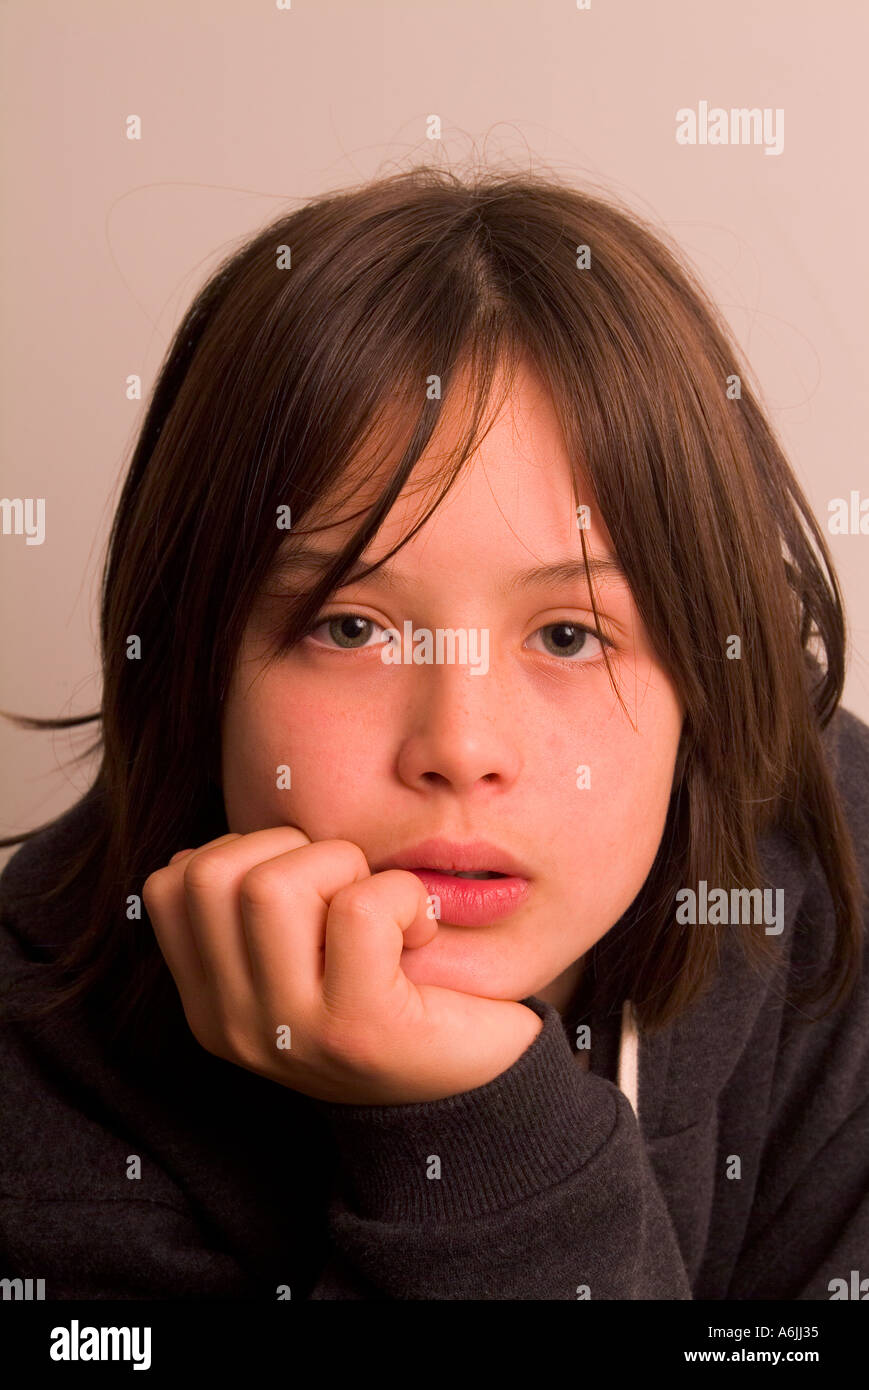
[394,659,522,797]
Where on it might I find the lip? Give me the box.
[371,837,531,878]
[405,869,530,925]
[371,838,532,927]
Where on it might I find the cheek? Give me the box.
[550,690,681,857]
[547,723,679,936]
[221,680,385,829]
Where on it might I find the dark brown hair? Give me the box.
[0,163,862,1059]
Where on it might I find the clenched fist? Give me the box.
[142,827,543,1105]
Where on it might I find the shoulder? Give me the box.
[822,703,869,854]
[777,702,869,1075]
[800,701,869,949]
[0,784,106,950]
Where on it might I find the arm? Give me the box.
[725,869,869,1300]
[306,996,692,1300]
[0,1195,261,1300]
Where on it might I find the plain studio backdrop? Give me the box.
[1,0,867,864]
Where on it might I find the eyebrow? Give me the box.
[267,543,626,593]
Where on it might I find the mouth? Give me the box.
[372,837,531,879]
[400,865,530,927]
[370,838,532,926]
[441,870,507,879]
[406,868,530,926]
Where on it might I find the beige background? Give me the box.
[1,0,867,863]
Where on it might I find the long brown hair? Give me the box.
[0,164,861,1060]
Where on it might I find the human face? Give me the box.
[220,361,685,1013]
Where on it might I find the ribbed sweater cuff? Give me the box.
[309,995,617,1223]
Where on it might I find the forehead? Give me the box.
[280,358,614,567]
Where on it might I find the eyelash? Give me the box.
[297,612,615,665]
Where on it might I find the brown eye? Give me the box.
[306,614,388,650]
[527,622,612,662]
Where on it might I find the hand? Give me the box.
[142,828,543,1105]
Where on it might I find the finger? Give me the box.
[322,868,433,1019]
[236,839,372,1011]
[175,832,241,861]
[143,861,208,995]
[182,826,313,1006]
[144,834,243,986]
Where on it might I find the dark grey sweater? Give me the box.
[1,707,868,1300]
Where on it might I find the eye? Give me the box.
[304,614,390,650]
[526,621,613,663]
[302,613,613,662]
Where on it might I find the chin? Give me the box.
[399,926,530,1000]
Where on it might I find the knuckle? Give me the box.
[329,841,372,879]
[328,880,381,923]
[182,1001,221,1056]
[196,1033,232,1065]
[141,865,171,906]
[140,874,159,914]
[238,861,286,910]
[191,1016,240,1067]
[183,852,231,896]
[183,990,248,1067]
[318,1014,381,1072]
[218,1021,252,1066]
